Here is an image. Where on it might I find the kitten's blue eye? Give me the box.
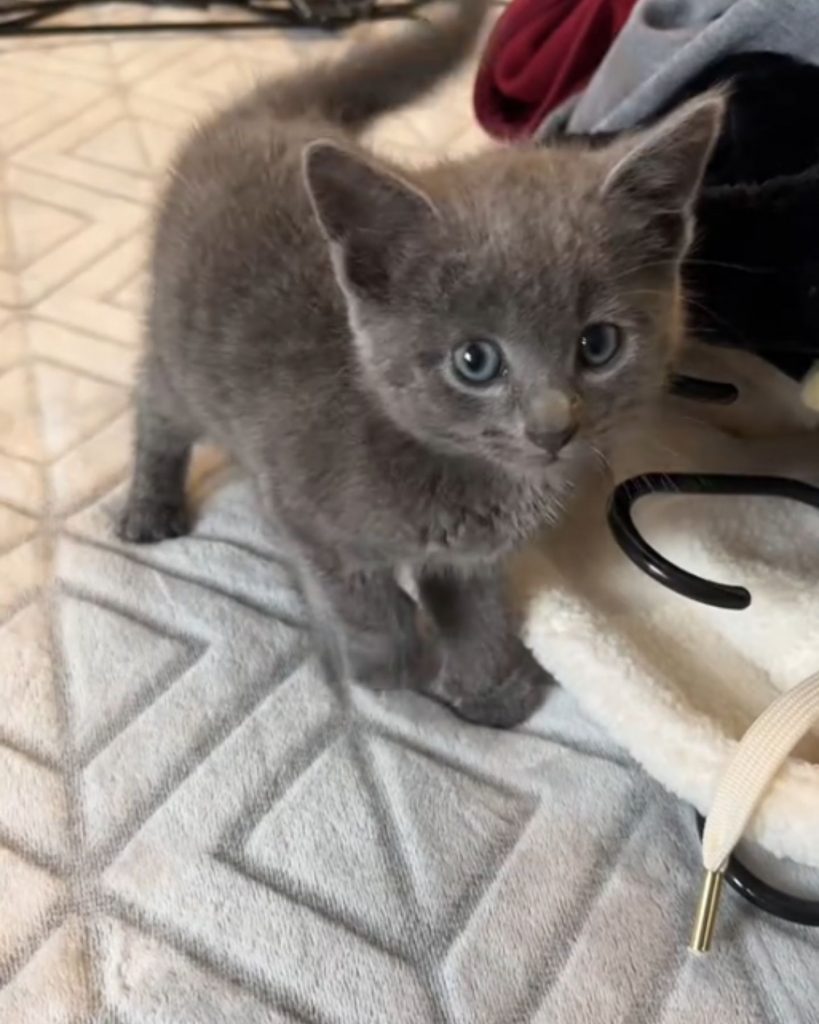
[452,339,505,386]
[578,323,622,370]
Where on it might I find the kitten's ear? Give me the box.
[303,140,437,298]
[602,92,724,253]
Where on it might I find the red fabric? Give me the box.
[474,0,638,139]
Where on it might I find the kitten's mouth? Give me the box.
[481,433,590,480]
[512,436,592,483]
[492,445,566,478]
[523,448,559,468]
[526,435,582,467]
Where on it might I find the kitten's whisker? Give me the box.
[620,284,760,351]
[606,253,770,290]
[607,259,677,284]
[684,257,773,274]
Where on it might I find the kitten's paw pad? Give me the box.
[118,500,190,544]
[451,664,552,729]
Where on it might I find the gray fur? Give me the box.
[120,2,722,726]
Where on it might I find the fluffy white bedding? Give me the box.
[519,346,819,869]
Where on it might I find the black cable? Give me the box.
[668,373,739,405]
[608,472,819,610]
[695,814,819,927]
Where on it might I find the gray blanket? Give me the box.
[1,18,817,1024]
[539,0,819,135]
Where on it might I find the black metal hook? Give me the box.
[695,815,819,927]
[608,472,819,610]
[608,372,744,606]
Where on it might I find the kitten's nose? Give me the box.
[526,390,582,454]
[525,423,578,453]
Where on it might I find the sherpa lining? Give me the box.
[516,345,819,869]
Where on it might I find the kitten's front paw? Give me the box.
[348,633,443,692]
[446,655,553,729]
[118,498,190,544]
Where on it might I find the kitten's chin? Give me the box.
[512,441,602,509]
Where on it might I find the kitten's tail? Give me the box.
[257,0,490,130]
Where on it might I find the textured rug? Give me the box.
[1,13,817,1024]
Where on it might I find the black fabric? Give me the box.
[689,168,819,380]
[657,52,819,189]
[558,52,819,380]
[664,52,819,380]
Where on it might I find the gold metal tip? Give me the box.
[689,870,724,954]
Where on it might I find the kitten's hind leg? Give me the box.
[119,370,195,544]
[420,566,551,729]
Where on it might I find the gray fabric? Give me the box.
[6,477,819,1023]
[540,0,819,135]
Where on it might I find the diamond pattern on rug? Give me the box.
[238,737,410,945]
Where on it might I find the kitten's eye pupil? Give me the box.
[578,322,622,369]
[452,339,504,386]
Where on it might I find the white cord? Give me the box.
[690,669,819,952]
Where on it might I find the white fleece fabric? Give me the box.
[517,345,819,870]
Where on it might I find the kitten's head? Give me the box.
[303,95,722,484]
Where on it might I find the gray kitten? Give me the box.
[120,0,722,727]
